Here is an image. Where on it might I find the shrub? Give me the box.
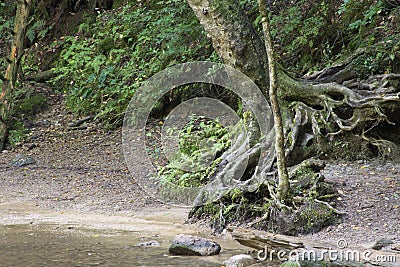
[51,0,214,126]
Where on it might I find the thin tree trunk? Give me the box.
[258,0,289,201]
[0,0,31,151]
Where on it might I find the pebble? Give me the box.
[136,240,161,247]
[10,154,36,167]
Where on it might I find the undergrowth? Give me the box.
[259,0,400,75]
[50,0,215,127]
[8,85,47,146]
[158,116,231,187]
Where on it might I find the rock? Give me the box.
[25,69,56,83]
[136,240,160,247]
[169,234,221,256]
[10,154,36,167]
[370,238,393,250]
[223,254,256,267]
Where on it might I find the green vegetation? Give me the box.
[50,1,214,126]
[8,121,29,146]
[265,0,400,75]
[3,0,398,147]
[1,0,399,236]
[13,88,47,117]
[159,116,231,187]
[8,86,47,146]
[0,2,14,73]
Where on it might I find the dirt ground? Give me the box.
[305,161,399,250]
[0,87,163,214]
[0,86,399,253]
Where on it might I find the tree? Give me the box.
[187,0,400,231]
[258,0,289,201]
[0,0,32,151]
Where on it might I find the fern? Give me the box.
[26,20,47,43]
[26,28,35,43]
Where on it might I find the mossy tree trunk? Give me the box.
[0,0,32,151]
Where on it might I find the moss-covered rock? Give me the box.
[291,200,338,234]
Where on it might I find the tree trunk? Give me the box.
[229,227,399,267]
[186,0,400,165]
[258,0,289,201]
[186,0,269,94]
[186,0,400,233]
[0,0,31,151]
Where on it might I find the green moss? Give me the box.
[290,165,319,196]
[293,200,337,234]
[280,261,300,267]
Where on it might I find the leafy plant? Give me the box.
[51,1,214,126]
[8,121,29,146]
[158,116,231,187]
[26,20,48,43]
[268,0,334,73]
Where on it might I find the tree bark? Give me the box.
[186,0,270,94]
[186,0,400,233]
[258,0,289,201]
[0,0,32,151]
[186,0,400,161]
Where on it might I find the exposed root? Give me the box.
[191,55,399,234]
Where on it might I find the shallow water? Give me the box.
[0,224,242,267]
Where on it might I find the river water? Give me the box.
[0,202,246,267]
[0,224,245,267]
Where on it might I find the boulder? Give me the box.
[169,234,221,256]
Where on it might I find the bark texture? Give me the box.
[186,0,269,93]
[0,0,32,151]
